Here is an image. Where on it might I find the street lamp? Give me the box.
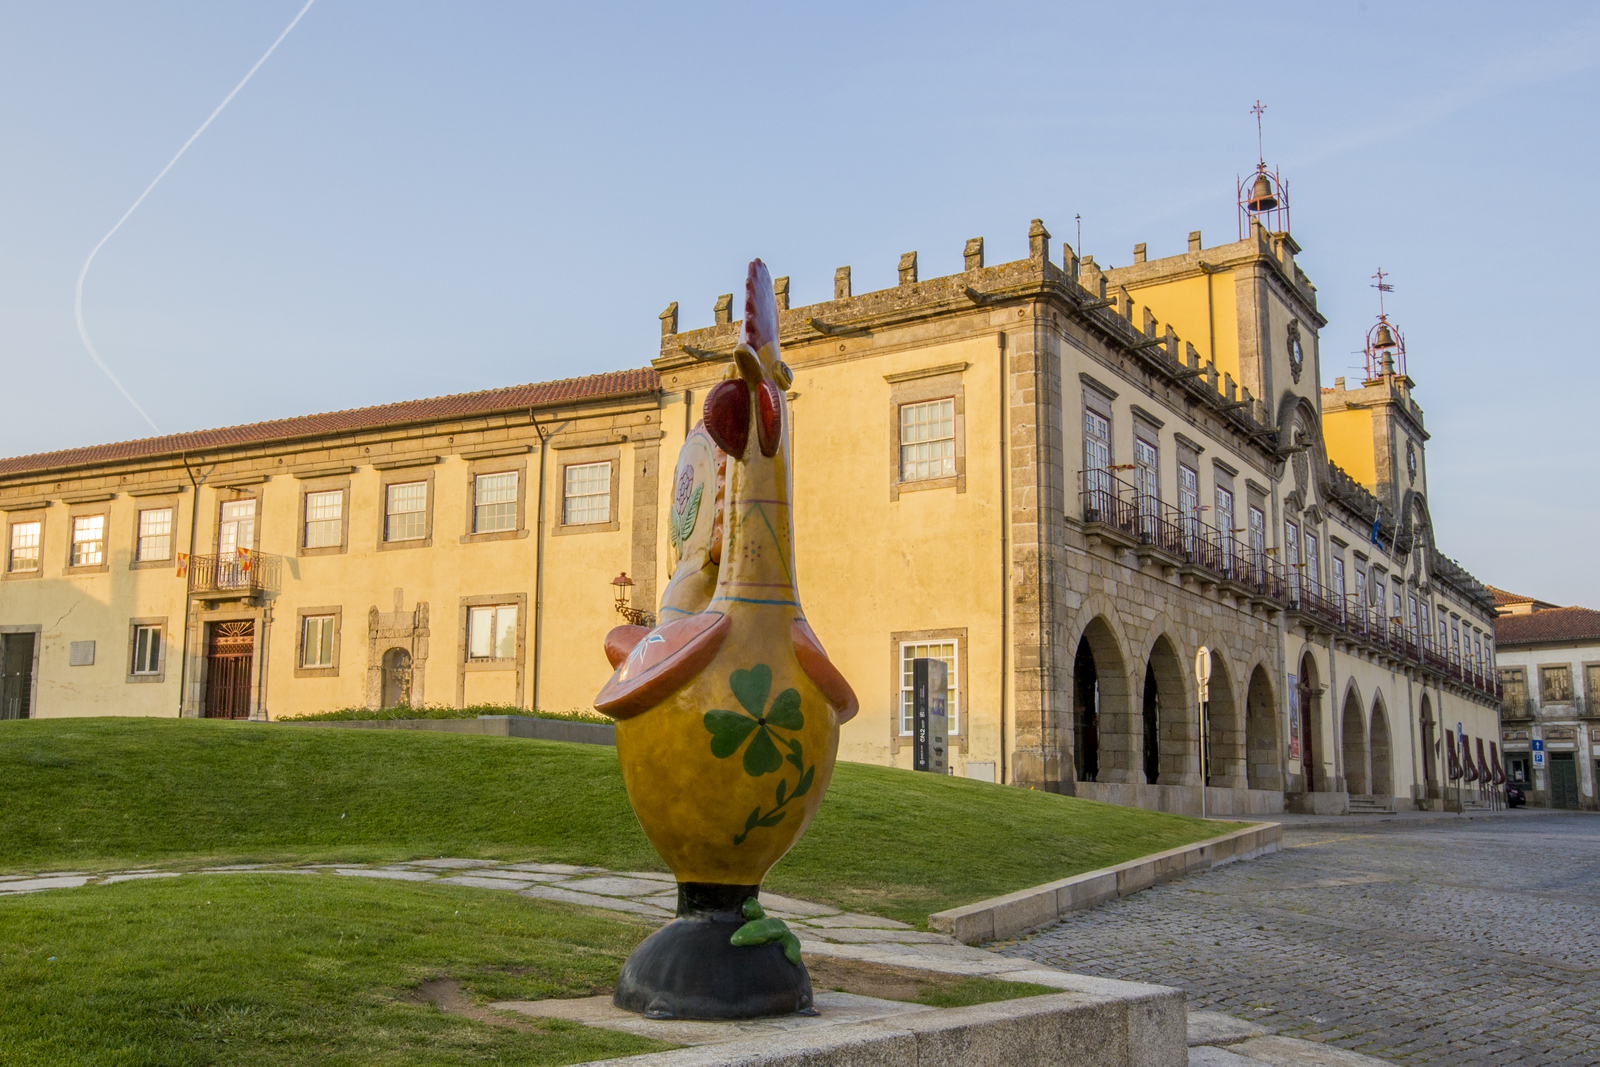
[610,572,656,628]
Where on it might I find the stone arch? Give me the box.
[1069,609,1133,785]
[1204,648,1245,788]
[1245,662,1282,790]
[1419,692,1438,791]
[1341,681,1369,795]
[1297,646,1328,791]
[1142,633,1195,786]
[1370,695,1394,798]
[381,646,413,710]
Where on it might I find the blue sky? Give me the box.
[1,2,1596,603]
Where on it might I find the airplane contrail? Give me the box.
[74,0,319,434]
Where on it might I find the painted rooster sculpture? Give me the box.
[594,259,858,1019]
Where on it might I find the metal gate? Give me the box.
[204,621,255,719]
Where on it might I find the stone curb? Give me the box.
[928,822,1282,944]
[281,715,615,745]
[572,986,1187,1067]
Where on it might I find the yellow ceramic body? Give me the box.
[614,625,839,884]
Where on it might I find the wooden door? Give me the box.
[1549,754,1579,810]
[205,621,255,719]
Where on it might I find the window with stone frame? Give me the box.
[1083,406,1111,501]
[898,399,956,482]
[303,491,343,549]
[9,520,40,572]
[473,472,519,533]
[1331,556,1346,600]
[71,514,105,567]
[137,507,174,562]
[563,462,611,525]
[1586,665,1600,707]
[302,615,337,669]
[1215,485,1235,569]
[468,604,518,661]
[385,481,427,542]
[131,624,162,676]
[898,639,960,736]
[1541,665,1572,704]
[1499,667,1526,707]
[1248,505,1266,568]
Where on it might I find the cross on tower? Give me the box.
[1251,100,1267,165]
[1371,267,1394,316]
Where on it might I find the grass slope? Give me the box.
[0,874,672,1067]
[0,718,1244,923]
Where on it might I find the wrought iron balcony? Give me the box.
[1077,469,1501,704]
[186,552,282,599]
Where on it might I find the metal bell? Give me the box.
[1246,173,1277,212]
[1375,323,1396,348]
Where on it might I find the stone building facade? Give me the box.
[0,205,1501,816]
[1493,589,1600,810]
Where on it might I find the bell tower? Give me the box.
[1238,100,1290,239]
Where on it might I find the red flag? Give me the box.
[176,553,189,578]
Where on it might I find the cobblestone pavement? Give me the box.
[1000,813,1600,1067]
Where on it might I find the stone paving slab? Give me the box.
[495,990,935,1046]
[404,858,491,869]
[1191,1047,1267,1067]
[517,884,673,918]
[435,875,537,891]
[1189,1010,1270,1047]
[1225,1036,1395,1067]
[561,876,678,897]
[102,872,181,884]
[0,875,90,892]
[805,913,913,930]
[334,868,437,882]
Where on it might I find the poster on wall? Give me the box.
[1288,673,1301,761]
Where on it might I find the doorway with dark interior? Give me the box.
[1,632,36,719]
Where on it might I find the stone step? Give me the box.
[1348,795,1395,814]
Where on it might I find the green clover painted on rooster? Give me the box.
[703,664,817,844]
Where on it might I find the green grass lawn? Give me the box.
[0,718,1246,924]
[0,873,673,1067]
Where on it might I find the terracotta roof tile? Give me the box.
[0,368,659,478]
[1488,585,1540,607]
[1495,606,1600,646]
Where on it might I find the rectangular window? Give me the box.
[1134,438,1160,504]
[562,462,611,525]
[468,604,518,660]
[1394,591,1403,624]
[1177,463,1198,544]
[136,507,174,561]
[131,624,162,675]
[1331,556,1346,599]
[1354,567,1366,604]
[1437,606,1449,647]
[302,615,336,668]
[1304,531,1320,591]
[9,521,40,572]
[1408,595,1419,634]
[1083,408,1111,499]
[1248,506,1265,567]
[898,640,960,736]
[71,515,105,567]
[474,472,519,533]
[1541,665,1572,703]
[1500,667,1526,705]
[1284,522,1300,594]
[385,481,427,542]
[303,490,343,549]
[1215,486,1235,569]
[899,399,956,482]
[1451,620,1461,663]
[1586,665,1600,703]
[1374,575,1386,615]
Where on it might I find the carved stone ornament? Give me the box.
[1406,439,1417,484]
[594,260,858,1021]
[1287,320,1304,384]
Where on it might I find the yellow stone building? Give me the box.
[0,200,1502,816]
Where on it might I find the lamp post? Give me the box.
[610,572,656,628]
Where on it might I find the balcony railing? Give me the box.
[1078,469,1501,703]
[186,552,282,598]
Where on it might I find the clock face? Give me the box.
[1288,329,1304,383]
[1406,441,1418,481]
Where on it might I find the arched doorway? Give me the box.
[1370,698,1393,797]
[1298,651,1325,791]
[381,647,413,710]
[1073,639,1099,782]
[1342,687,1369,794]
[1144,635,1193,785]
[1419,694,1438,794]
[1246,665,1282,791]
[1204,651,1244,787]
[1074,616,1133,784]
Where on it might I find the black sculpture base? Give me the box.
[613,882,813,1020]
